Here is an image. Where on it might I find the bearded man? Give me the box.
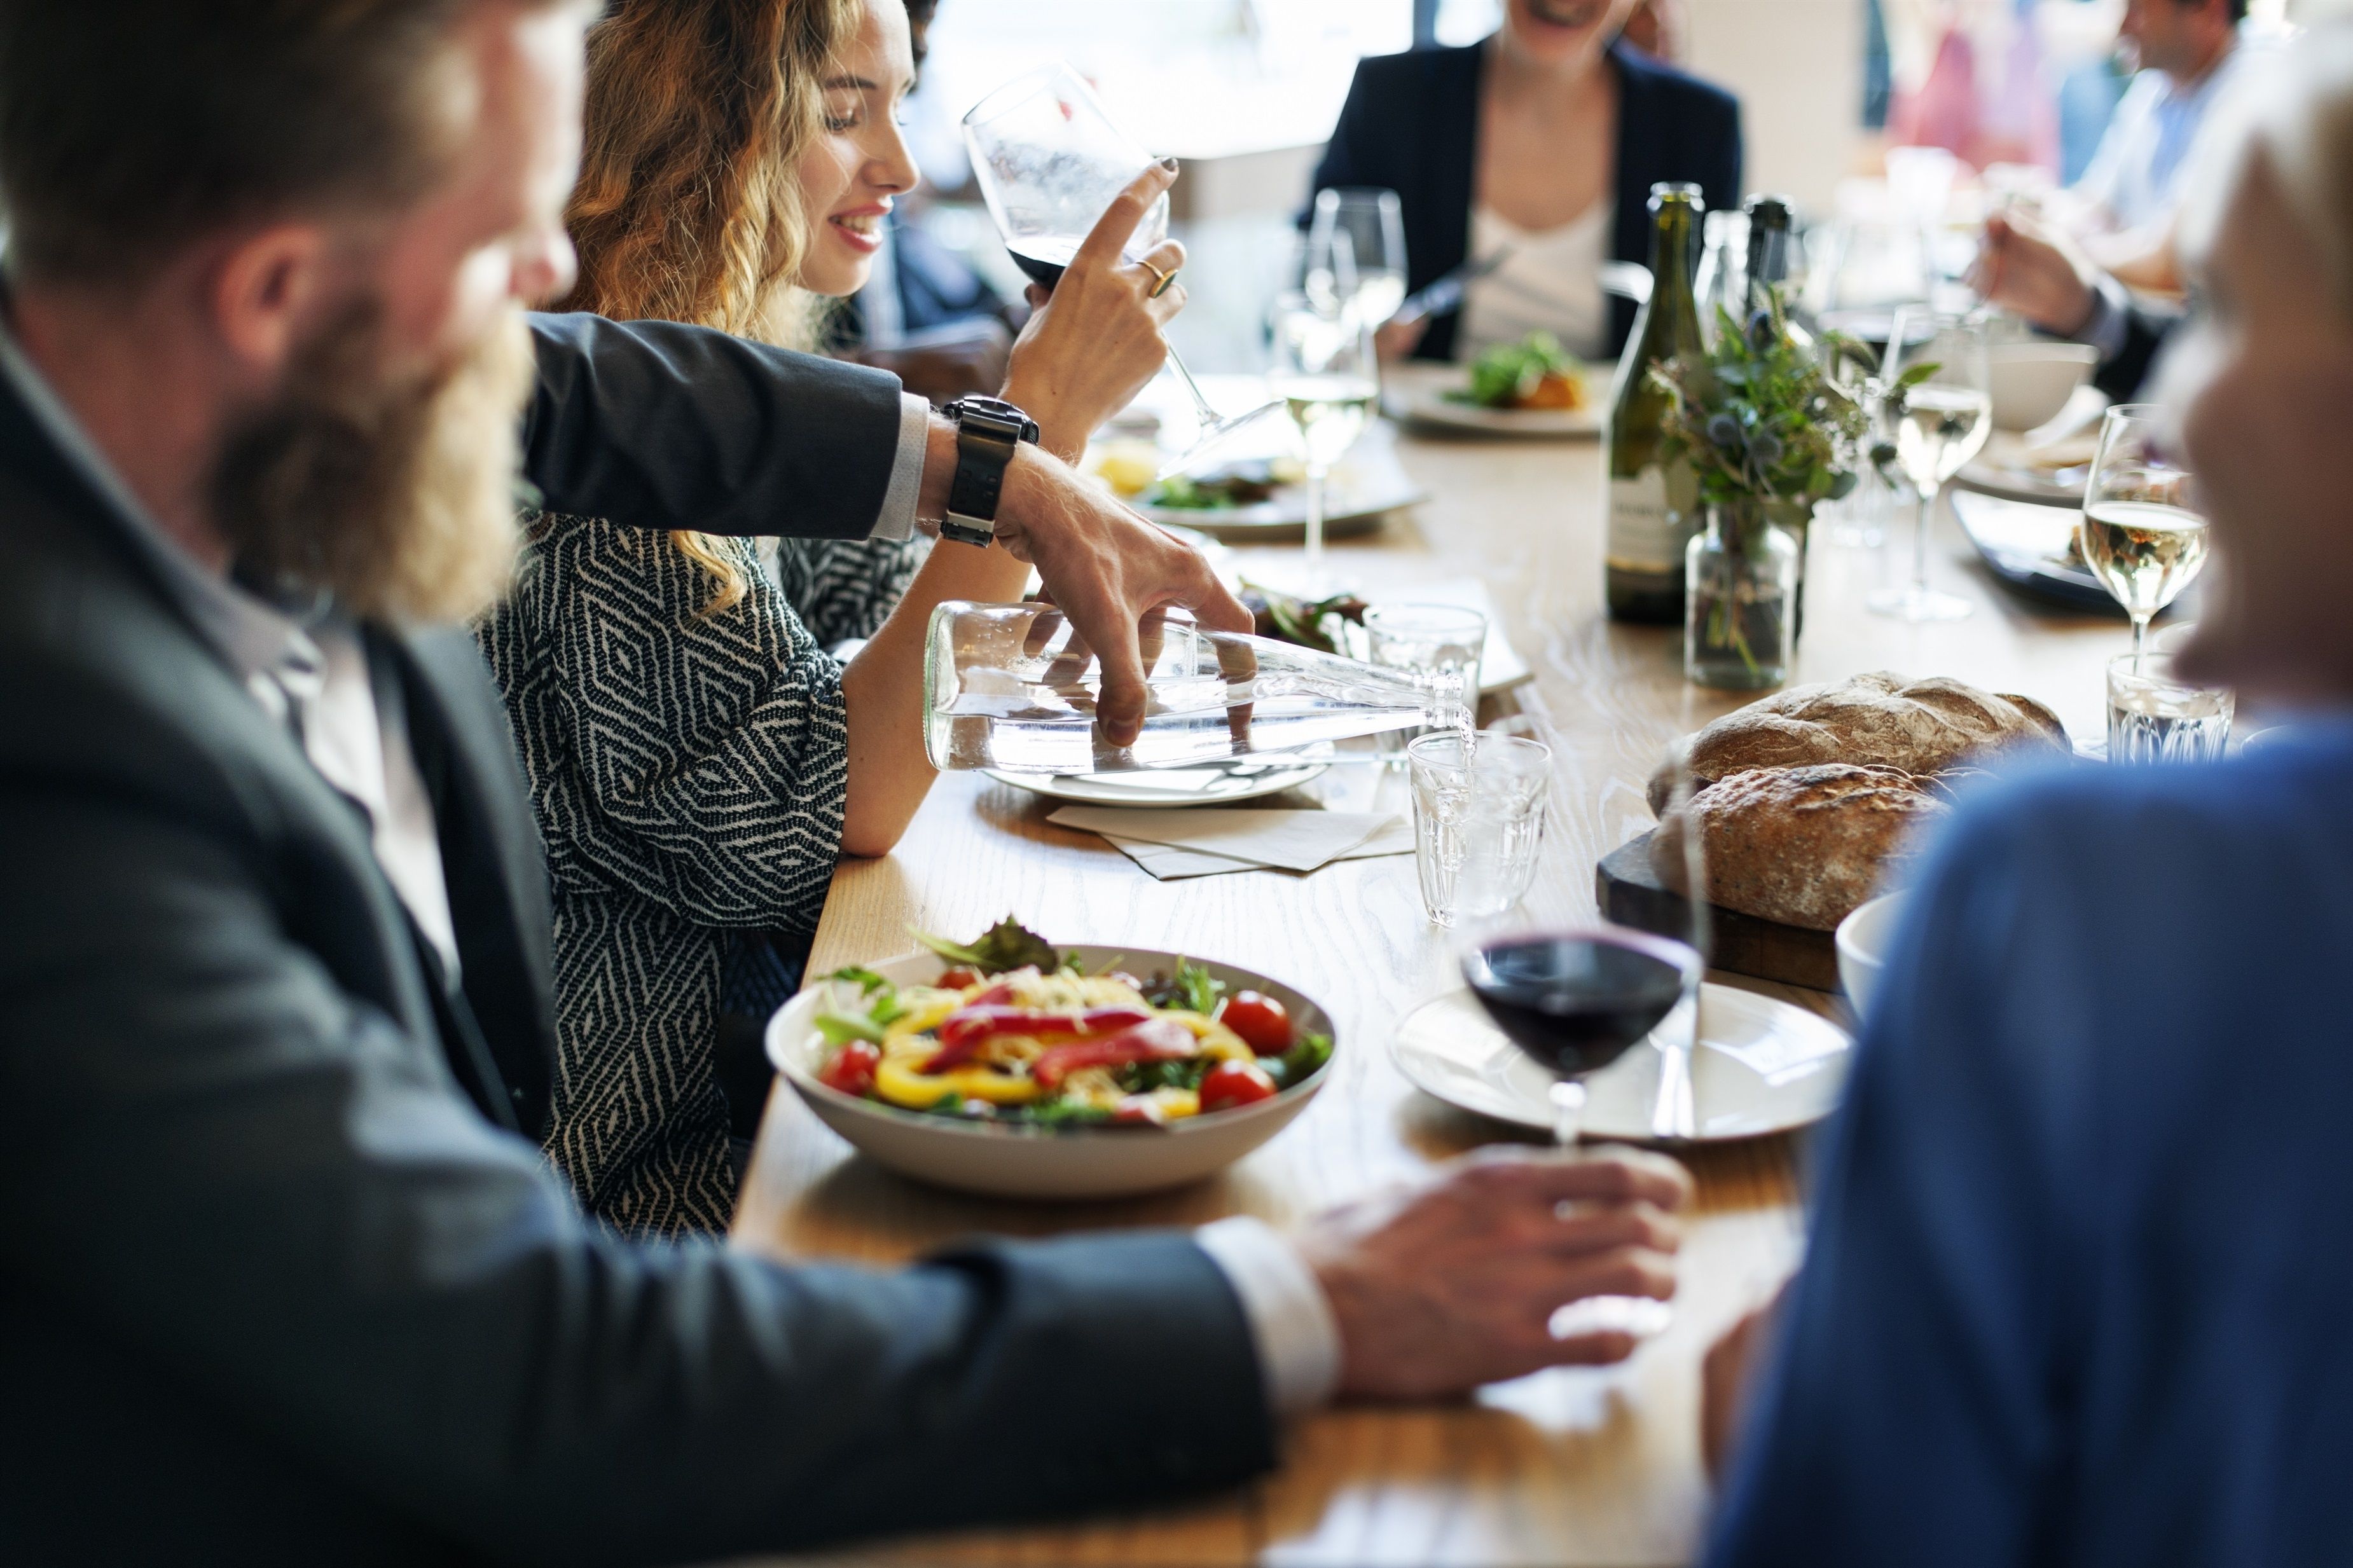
[0,3,1694,1564]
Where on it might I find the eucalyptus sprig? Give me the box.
[1649,289,1867,516]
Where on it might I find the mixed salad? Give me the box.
[1446,331,1589,411]
[810,919,1334,1129]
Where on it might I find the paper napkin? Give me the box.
[1045,806,1400,874]
[1097,815,1415,881]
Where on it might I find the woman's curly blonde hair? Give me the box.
[558,0,866,614]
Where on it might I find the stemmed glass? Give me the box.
[1453,743,1708,1339]
[960,64,1282,479]
[1311,187,1407,332]
[1268,277,1377,591]
[1867,307,1990,622]
[2079,404,2209,671]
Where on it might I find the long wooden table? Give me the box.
[731,401,2125,1566]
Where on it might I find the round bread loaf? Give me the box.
[1646,671,2067,815]
[1650,763,1950,931]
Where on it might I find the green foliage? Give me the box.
[910,916,1059,975]
[815,1012,885,1045]
[1649,290,1867,517]
[1265,1031,1334,1089]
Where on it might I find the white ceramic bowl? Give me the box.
[1835,891,1910,1022]
[1987,343,2099,432]
[766,946,1335,1199]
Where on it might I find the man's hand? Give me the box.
[1971,211,2101,338]
[1004,160,1187,462]
[1299,1146,1694,1401]
[974,441,1250,744]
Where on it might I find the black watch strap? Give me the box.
[940,396,1041,547]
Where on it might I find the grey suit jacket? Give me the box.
[0,324,1274,1565]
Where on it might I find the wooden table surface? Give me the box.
[731,410,2125,1567]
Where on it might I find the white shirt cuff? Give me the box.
[872,392,932,541]
[1194,1215,1341,1419]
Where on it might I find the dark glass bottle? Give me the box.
[1604,182,1706,624]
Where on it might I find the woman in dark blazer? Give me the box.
[1312,0,1742,363]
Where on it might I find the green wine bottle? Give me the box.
[1604,182,1706,624]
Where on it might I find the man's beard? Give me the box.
[207,302,535,624]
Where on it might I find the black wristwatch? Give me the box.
[939,395,1042,547]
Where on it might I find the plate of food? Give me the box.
[1391,982,1851,1143]
[1384,333,1604,437]
[769,919,1337,1198]
[1949,488,2126,613]
[1089,425,1421,542]
[984,749,1334,808]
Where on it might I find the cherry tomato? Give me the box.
[1219,991,1293,1056]
[937,967,983,992]
[1197,1060,1280,1113]
[817,1040,881,1097]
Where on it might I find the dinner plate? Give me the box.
[984,752,1332,808]
[1129,425,1423,542]
[1390,983,1851,1143]
[768,946,1336,1199]
[1950,488,2124,614]
[1382,362,1604,439]
[1954,383,2108,506]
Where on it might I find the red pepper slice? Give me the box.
[923,1003,1152,1073]
[1031,1016,1197,1089]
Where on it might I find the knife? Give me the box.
[1391,247,1514,326]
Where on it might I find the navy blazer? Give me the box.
[1311,39,1742,362]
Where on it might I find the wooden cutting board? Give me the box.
[1594,831,1841,993]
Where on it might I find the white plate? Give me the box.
[1383,362,1604,439]
[1132,427,1424,540]
[985,753,1332,808]
[1391,983,1851,1143]
[768,947,1335,1199]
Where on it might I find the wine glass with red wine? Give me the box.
[960,64,1282,479]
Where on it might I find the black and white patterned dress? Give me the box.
[478,516,922,1234]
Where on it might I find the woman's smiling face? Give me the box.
[795,0,921,298]
[1505,0,1639,67]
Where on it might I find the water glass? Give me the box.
[1407,732,1550,927]
[1362,603,1485,752]
[2107,652,2233,763]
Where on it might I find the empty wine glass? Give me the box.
[960,64,1281,479]
[1867,307,1989,622]
[1268,284,1377,590]
[2080,404,2209,672]
[1311,187,1407,332]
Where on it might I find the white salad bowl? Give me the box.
[1835,891,1910,1022]
[1987,342,2099,432]
[766,946,1336,1199]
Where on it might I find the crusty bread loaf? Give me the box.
[1651,764,1950,931]
[1646,671,2067,815]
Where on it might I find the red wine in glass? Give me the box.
[1008,238,1077,289]
[1461,928,1700,1143]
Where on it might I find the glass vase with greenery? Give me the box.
[1652,291,1865,687]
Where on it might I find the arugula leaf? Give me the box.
[1174,957,1225,1017]
[909,916,1059,975]
[1266,1031,1334,1089]
[869,991,908,1028]
[815,1012,885,1045]
[825,965,889,995]
[1012,1098,1115,1129]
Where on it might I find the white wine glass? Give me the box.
[1867,307,1989,622]
[960,64,1282,480]
[2080,404,2208,672]
[1268,284,1377,591]
[1311,187,1407,332]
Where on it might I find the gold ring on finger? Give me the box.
[1147,264,1180,299]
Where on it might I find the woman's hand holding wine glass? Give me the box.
[1002,160,1189,463]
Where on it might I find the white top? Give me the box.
[2073,29,2261,233]
[1458,202,1611,362]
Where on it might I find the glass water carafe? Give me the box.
[924,601,1469,774]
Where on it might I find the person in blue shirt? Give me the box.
[1702,25,2353,1562]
